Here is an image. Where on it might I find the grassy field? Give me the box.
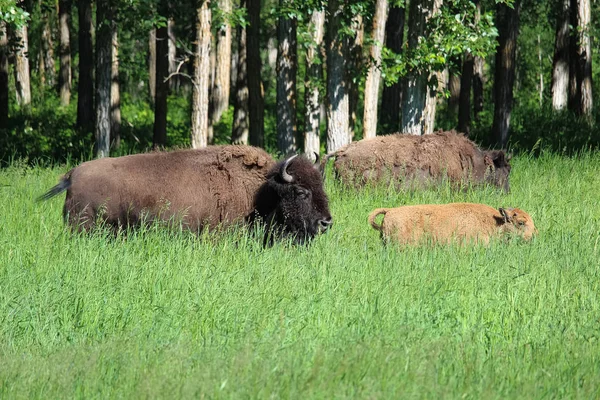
[1,152,600,399]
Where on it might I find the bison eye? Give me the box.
[294,186,309,199]
[518,221,525,226]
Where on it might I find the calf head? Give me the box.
[497,207,537,240]
[251,155,333,245]
[484,150,512,192]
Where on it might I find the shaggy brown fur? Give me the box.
[42,145,276,232]
[331,130,511,191]
[369,203,536,245]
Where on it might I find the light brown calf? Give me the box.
[369,203,536,245]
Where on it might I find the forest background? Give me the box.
[0,0,598,162]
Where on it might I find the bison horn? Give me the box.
[281,154,298,183]
[313,152,320,165]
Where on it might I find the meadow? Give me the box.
[1,152,599,399]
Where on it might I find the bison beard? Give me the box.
[249,155,333,245]
[38,146,332,245]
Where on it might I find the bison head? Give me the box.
[484,150,511,192]
[250,154,333,245]
[498,207,537,240]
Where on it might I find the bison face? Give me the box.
[251,155,333,245]
[484,150,511,192]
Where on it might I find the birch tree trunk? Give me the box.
[211,0,232,126]
[77,0,94,131]
[168,18,178,91]
[362,0,388,139]
[111,29,121,150]
[95,0,113,158]
[326,0,351,153]
[0,22,8,128]
[247,0,264,147]
[276,1,298,155]
[574,0,592,117]
[232,4,249,145]
[58,0,71,106]
[347,15,363,137]
[380,5,405,132]
[12,23,31,106]
[153,6,169,148]
[304,8,325,160]
[491,0,521,149]
[191,0,212,148]
[551,0,569,111]
[148,28,156,105]
[401,0,442,135]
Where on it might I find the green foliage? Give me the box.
[382,0,499,86]
[0,0,29,27]
[2,154,600,397]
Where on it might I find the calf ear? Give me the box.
[499,207,509,223]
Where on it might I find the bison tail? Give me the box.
[37,174,72,202]
[368,208,388,231]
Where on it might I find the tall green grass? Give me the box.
[1,152,599,398]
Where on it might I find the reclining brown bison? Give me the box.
[328,131,512,192]
[369,203,536,246]
[39,145,332,245]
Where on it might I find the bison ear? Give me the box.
[484,153,493,167]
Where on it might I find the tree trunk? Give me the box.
[491,0,521,149]
[0,22,8,128]
[12,23,31,106]
[153,6,169,148]
[423,69,443,134]
[537,34,543,106]
[363,0,388,139]
[447,57,461,115]
[276,1,297,155]
[232,4,249,145]
[401,0,442,135]
[574,0,592,117]
[40,14,56,88]
[148,28,156,105]
[77,0,94,131]
[58,0,71,106]
[326,0,351,153]
[568,0,578,112]
[304,8,325,160]
[471,0,484,120]
[168,18,179,92]
[347,15,363,137]
[191,0,211,148]
[211,0,232,128]
[551,0,569,111]
[95,0,112,158]
[458,53,474,134]
[111,28,121,150]
[247,0,264,147]
[379,5,405,133]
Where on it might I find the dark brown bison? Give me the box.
[328,131,512,192]
[39,145,332,244]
